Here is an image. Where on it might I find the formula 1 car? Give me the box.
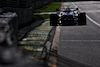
[50,7,86,26]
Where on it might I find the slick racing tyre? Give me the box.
[50,14,58,26]
[78,12,86,25]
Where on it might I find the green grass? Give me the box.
[33,14,50,21]
[34,2,62,12]
[33,2,61,21]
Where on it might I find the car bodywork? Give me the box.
[50,8,86,26]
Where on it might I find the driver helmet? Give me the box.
[66,8,70,12]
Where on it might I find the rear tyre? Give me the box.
[50,14,58,26]
[78,12,86,25]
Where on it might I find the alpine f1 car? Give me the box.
[50,7,86,26]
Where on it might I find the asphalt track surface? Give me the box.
[57,1,100,67]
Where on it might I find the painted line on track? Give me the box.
[86,15,100,27]
[72,2,100,28]
[48,2,64,67]
[60,40,100,42]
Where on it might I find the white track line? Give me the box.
[60,40,100,42]
[86,15,100,27]
[72,2,100,28]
